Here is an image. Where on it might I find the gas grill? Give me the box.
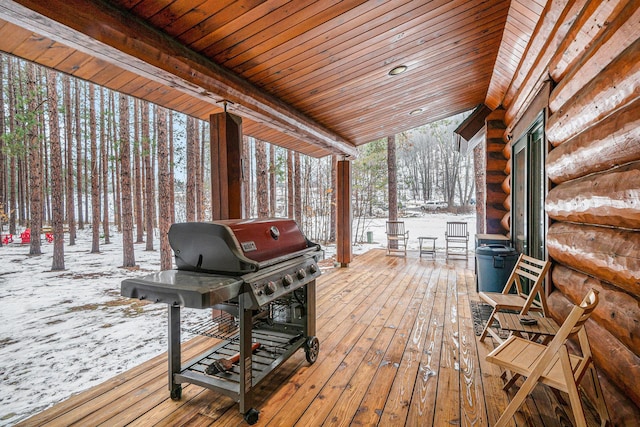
[121,219,322,425]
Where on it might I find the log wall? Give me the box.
[484,109,509,234]
[497,0,640,423]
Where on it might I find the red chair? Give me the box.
[2,234,13,244]
[45,232,54,243]
[20,229,31,244]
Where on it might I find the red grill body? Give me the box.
[168,218,317,274]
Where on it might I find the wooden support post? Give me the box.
[210,112,243,220]
[336,160,352,267]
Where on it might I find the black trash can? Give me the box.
[476,244,519,292]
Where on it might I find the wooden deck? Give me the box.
[18,249,605,426]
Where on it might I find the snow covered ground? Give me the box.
[0,213,475,426]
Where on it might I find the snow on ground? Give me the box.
[0,213,475,426]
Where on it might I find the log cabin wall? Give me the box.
[484,109,510,234]
[497,0,640,424]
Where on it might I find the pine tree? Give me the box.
[186,116,197,222]
[74,79,84,230]
[26,63,42,255]
[47,70,65,270]
[119,94,135,267]
[256,138,268,218]
[63,75,76,245]
[156,106,172,270]
[89,83,100,253]
[141,102,154,251]
[100,87,110,244]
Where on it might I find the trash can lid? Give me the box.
[476,244,518,256]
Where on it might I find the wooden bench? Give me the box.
[42,225,69,234]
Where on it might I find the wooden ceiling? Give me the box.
[0,0,545,157]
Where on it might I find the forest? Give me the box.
[0,53,475,269]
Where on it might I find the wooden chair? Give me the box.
[479,254,551,343]
[385,221,409,256]
[486,289,610,427]
[445,221,468,258]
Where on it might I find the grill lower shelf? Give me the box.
[176,327,307,397]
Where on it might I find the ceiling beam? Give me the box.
[0,0,357,157]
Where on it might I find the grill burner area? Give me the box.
[121,219,321,425]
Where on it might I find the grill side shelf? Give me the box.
[120,270,243,309]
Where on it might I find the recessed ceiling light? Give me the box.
[409,108,423,116]
[388,65,408,76]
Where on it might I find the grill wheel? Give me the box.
[305,336,320,364]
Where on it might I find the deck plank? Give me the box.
[378,264,438,425]
[406,265,448,425]
[295,263,434,426]
[348,263,434,425]
[433,266,462,426]
[459,268,488,426]
[16,249,605,427]
[270,259,424,425]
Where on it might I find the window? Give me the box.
[512,113,546,260]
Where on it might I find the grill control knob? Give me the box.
[265,281,276,295]
[309,264,318,274]
[297,269,306,279]
[282,274,294,287]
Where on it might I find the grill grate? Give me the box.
[182,313,239,341]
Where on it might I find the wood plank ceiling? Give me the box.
[0,0,544,158]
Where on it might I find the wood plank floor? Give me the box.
[17,249,605,426]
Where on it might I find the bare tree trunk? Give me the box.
[294,152,302,223]
[7,58,17,235]
[0,56,5,230]
[133,99,143,243]
[256,139,268,218]
[388,135,398,221]
[119,94,135,267]
[63,76,76,245]
[89,83,100,253]
[26,63,42,255]
[330,154,337,242]
[168,111,175,224]
[156,106,172,270]
[287,150,294,219]
[141,102,154,251]
[110,92,121,232]
[75,79,84,230]
[100,88,110,244]
[16,63,28,229]
[269,144,276,217]
[186,116,197,222]
[151,109,158,227]
[388,135,398,249]
[242,135,251,217]
[83,98,89,227]
[47,70,65,270]
[193,119,204,221]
